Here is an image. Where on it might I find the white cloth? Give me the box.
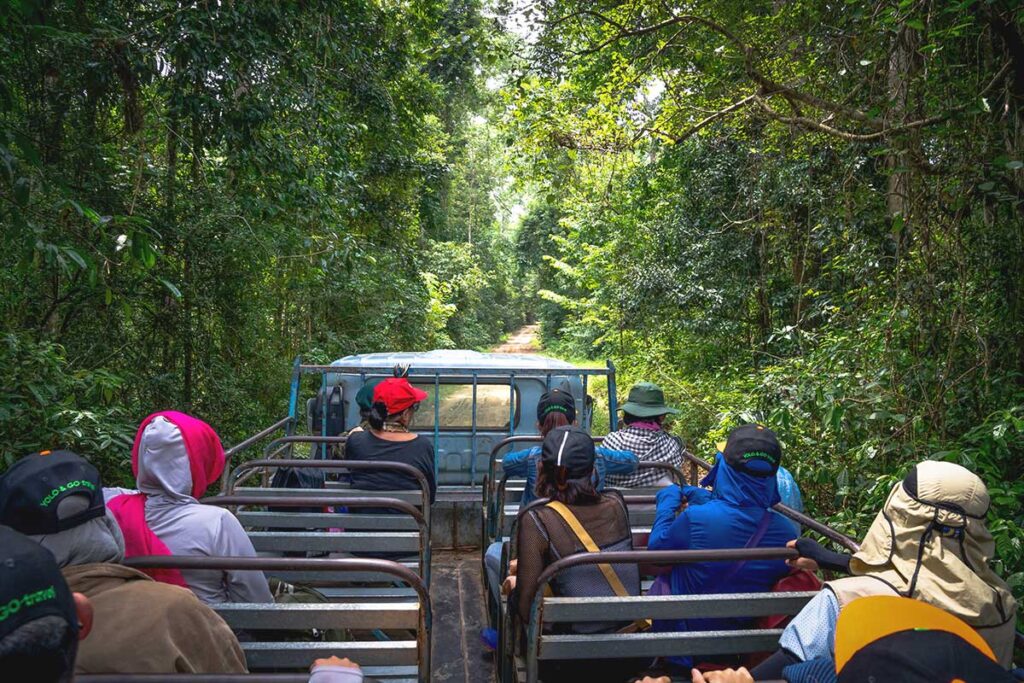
[778,588,841,662]
[132,416,273,604]
[308,663,364,683]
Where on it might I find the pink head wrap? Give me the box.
[107,411,225,588]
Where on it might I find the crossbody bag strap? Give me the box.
[546,501,650,632]
[545,501,631,597]
[702,509,776,594]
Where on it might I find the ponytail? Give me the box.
[536,462,599,505]
[368,401,389,430]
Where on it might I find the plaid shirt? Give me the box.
[602,426,685,488]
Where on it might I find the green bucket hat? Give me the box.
[620,381,678,418]
[355,377,384,412]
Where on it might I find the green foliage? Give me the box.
[503,0,1024,610]
[0,334,135,484]
[0,0,519,482]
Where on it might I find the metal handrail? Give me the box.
[260,434,348,459]
[612,495,857,553]
[490,440,859,553]
[122,555,431,683]
[218,416,294,492]
[490,460,689,545]
[226,458,433,550]
[203,495,430,586]
[523,547,799,683]
[295,364,614,376]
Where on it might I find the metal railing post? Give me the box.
[286,356,302,437]
[606,359,618,430]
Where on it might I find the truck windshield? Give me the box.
[411,383,518,431]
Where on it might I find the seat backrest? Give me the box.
[204,494,431,587]
[120,555,430,683]
[516,547,809,683]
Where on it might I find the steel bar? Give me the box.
[296,364,613,376]
[123,556,431,683]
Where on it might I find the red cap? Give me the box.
[373,377,428,415]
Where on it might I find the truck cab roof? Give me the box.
[329,349,581,372]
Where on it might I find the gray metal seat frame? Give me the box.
[502,547,812,683]
[205,494,430,588]
[93,555,432,683]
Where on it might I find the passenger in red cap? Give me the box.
[343,378,436,503]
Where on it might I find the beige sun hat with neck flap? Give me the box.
[846,460,1018,665]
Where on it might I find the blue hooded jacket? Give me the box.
[648,452,796,633]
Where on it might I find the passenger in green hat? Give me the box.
[353,377,384,432]
[604,382,691,488]
[327,377,383,460]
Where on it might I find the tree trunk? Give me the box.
[885,25,921,239]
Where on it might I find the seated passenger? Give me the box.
[647,424,795,668]
[0,525,367,683]
[350,377,383,434]
[105,411,274,604]
[603,382,690,488]
[506,389,638,506]
[0,449,247,674]
[711,438,805,534]
[781,595,1016,683]
[752,460,1018,678]
[509,426,645,682]
[0,525,88,683]
[484,388,637,608]
[344,377,437,504]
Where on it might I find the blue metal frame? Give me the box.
[286,356,302,437]
[285,359,618,486]
[606,359,618,430]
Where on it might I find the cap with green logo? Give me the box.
[721,424,782,478]
[0,450,105,535]
[0,526,78,642]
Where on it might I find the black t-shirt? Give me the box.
[344,430,437,504]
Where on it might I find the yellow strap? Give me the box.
[545,501,631,598]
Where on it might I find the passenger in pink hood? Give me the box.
[106,411,273,604]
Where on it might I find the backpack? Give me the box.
[541,495,642,635]
[268,466,327,557]
[269,579,349,643]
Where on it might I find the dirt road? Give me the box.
[491,323,540,354]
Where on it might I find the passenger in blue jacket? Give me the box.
[648,424,797,669]
[502,395,638,508]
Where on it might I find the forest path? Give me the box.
[491,323,540,354]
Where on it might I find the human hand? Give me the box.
[691,667,754,683]
[502,575,517,595]
[311,656,360,672]
[655,484,685,509]
[509,558,518,576]
[786,538,819,572]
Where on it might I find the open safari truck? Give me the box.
[192,349,1016,683]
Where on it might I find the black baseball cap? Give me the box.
[537,388,576,424]
[0,525,78,642]
[0,450,105,535]
[541,425,595,478]
[721,424,781,478]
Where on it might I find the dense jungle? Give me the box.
[1,0,1022,607]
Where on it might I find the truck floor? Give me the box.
[430,551,495,682]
